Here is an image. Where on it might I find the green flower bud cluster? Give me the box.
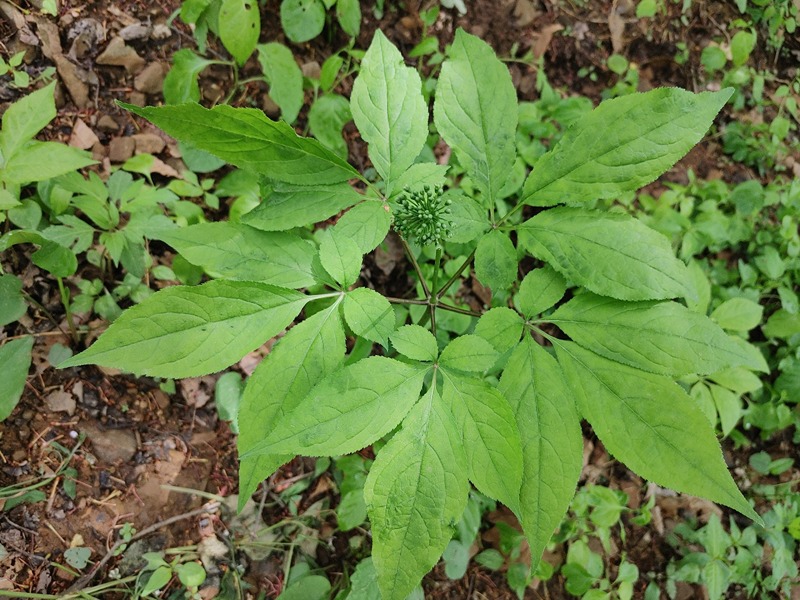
[393,185,452,246]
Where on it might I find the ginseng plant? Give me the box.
[63,28,766,599]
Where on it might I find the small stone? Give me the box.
[119,23,151,41]
[54,55,90,108]
[150,24,172,40]
[46,389,76,416]
[82,424,137,463]
[134,62,166,95]
[132,133,165,155]
[127,91,146,107]
[91,142,106,162]
[301,61,320,80]
[108,136,135,163]
[97,115,119,131]
[96,37,145,73]
[12,449,26,462]
[69,118,99,150]
[262,94,280,118]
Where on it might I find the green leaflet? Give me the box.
[60,281,308,378]
[516,266,567,318]
[474,230,517,292]
[257,42,303,124]
[554,341,760,522]
[343,287,396,346]
[390,164,450,199]
[709,384,741,437]
[520,207,689,301]
[336,0,361,37]
[0,230,77,277]
[473,307,524,354]
[242,182,362,231]
[498,338,582,571]
[156,222,316,288]
[548,293,767,375]
[241,357,428,458]
[710,297,763,331]
[219,0,260,65]
[280,0,325,43]
[691,382,717,425]
[389,325,438,362]
[441,371,523,512]
[319,230,362,287]
[120,102,359,185]
[0,337,34,421]
[308,94,352,159]
[237,302,345,511]
[521,88,733,206]
[439,334,499,373]
[0,81,56,157]
[331,200,392,254]
[3,142,95,185]
[365,387,469,600]
[446,191,488,244]
[0,274,27,326]
[434,29,517,205]
[350,30,428,193]
[163,49,214,104]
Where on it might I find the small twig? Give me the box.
[400,236,431,299]
[64,502,220,595]
[436,250,475,300]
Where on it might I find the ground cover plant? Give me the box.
[57,26,772,599]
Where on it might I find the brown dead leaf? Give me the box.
[608,0,626,54]
[533,23,564,60]
[69,118,99,150]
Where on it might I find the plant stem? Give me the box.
[385,297,428,306]
[436,302,481,317]
[400,237,431,299]
[429,247,443,335]
[56,277,78,343]
[436,250,475,300]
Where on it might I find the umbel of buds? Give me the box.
[393,185,452,246]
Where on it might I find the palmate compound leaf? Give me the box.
[434,29,517,205]
[554,341,760,522]
[548,293,769,376]
[240,357,428,459]
[350,30,428,194]
[497,337,583,570]
[60,281,308,378]
[365,386,469,600]
[120,102,360,185]
[237,302,345,512]
[440,370,523,513]
[519,207,690,301]
[155,222,316,288]
[521,87,733,206]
